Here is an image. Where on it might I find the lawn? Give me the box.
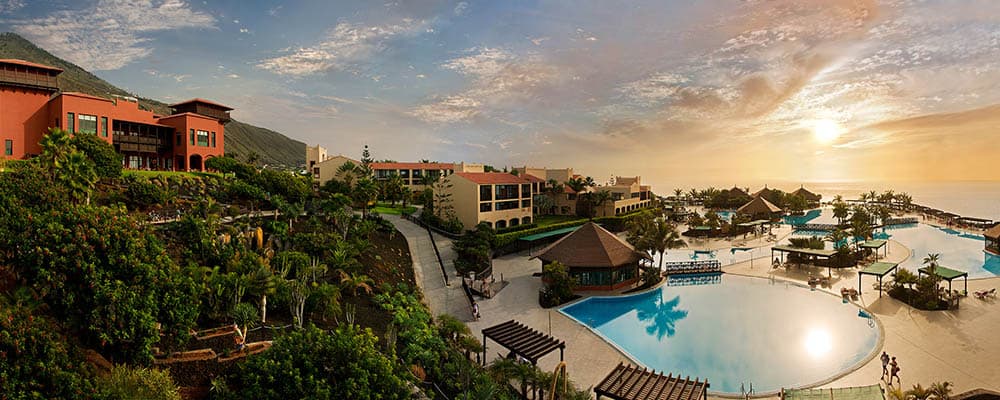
[534,214,586,227]
[372,203,417,215]
[124,170,224,180]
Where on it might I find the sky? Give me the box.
[2,0,999,190]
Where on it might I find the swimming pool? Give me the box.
[878,223,1000,278]
[561,274,880,395]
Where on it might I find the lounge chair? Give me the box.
[974,289,993,300]
[988,288,997,299]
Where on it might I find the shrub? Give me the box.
[540,261,576,307]
[97,365,181,400]
[72,133,122,178]
[123,175,175,208]
[453,223,495,275]
[221,324,410,400]
[0,300,99,398]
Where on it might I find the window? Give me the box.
[211,132,216,147]
[100,117,108,137]
[521,184,531,198]
[399,169,410,178]
[67,112,75,133]
[521,199,531,208]
[480,203,492,212]
[189,129,195,145]
[78,114,97,134]
[496,200,519,210]
[479,185,492,201]
[197,130,209,147]
[176,134,182,146]
[4,140,12,156]
[495,184,519,200]
[412,169,423,178]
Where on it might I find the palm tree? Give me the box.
[60,151,98,205]
[352,177,378,216]
[833,201,850,225]
[923,253,941,283]
[907,383,933,400]
[930,381,953,400]
[336,270,373,296]
[565,177,587,192]
[587,190,612,219]
[336,161,359,186]
[39,128,74,175]
[650,220,686,270]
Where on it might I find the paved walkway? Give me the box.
[387,215,474,321]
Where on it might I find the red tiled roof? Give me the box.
[371,162,456,170]
[0,59,63,73]
[169,98,234,111]
[737,196,782,215]
[59,92,113,103]
[453,172,529,184]
[562,184,577,194]
[535,222,649,268]
[522,174,545,183]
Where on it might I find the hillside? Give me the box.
[0,32,305,168]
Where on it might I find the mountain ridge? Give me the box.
[0,32,305,168]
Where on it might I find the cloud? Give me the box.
[0,0,24,13]
[10,0,216,70]
[410,47,559,123]
[267,5,282,17]
[256,19,425,76]
[453,2,468,16]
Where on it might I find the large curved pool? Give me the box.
[561,274,880,395]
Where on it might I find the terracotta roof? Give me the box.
[169,98,234,111]
[535,222,648,268]
[521,174,545,183]
[736,196,782,215]
[59,91,113,103]
[371,162,456,170]
[985,224,1000,240]
[453,172,528,184]
[561,184,577,194]
[0,59,63,73]
[792,187,822,201]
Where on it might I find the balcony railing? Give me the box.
[0,70,58,90]
[114,134,164,146]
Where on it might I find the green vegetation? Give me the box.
[372,202,417,215]
[218,325,409,400]
[97,365,182,400]
[533,214,586,227]
[0,32,305,168]
[124,170,222,180]
[890,253,950,310]
[540,261,577,308]
[453,223,496,275]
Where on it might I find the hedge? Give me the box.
[492,210,649,249]
[494,223,539,234]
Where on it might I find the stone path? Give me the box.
[387,215,474,321]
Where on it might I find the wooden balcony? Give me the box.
[0,68,58,91]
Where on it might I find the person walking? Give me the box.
[880,352,890,380]
[889,357,901,385]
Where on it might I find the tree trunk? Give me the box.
[260,295,267,323]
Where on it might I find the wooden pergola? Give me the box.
[595,362,709,400]
[771,245,839,277]
[481,320,565,366]
[918,265,969,294]
[858,262,898,297]
[858,239,888,262]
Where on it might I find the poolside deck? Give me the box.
[396,215,1000,399]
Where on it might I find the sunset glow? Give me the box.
[813,120,843,144]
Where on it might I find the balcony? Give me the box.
[0,69,58,91]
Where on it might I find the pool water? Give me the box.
[879,224,1000,278]
[783,208,841,226]
[561,274,880,395]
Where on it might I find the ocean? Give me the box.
[651,180,1000,220]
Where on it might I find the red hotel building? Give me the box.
[0,58,230,171]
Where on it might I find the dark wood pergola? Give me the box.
[481,320,565,366]
[858,262,898,297]
[595,362,709,400]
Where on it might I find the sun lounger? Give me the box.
[974,289,994,300]
[988,288,997,298]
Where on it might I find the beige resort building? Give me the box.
[306,145,483,192]
[516,166,653,217]
[438,172,533,230]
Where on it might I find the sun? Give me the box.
[813,119,842,144]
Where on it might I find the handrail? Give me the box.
[427,225,450,287]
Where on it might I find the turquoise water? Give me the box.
[561,274,880,394]
[878,223,1000,278]
[782,207,841,226]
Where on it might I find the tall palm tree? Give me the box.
[587,190,612,219]
[923,253,941,283]
[336,161,359,186]
[60,151,98,205]
[930,381,953,400]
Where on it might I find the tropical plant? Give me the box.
[586,189,612,219]
[71,132,122,178]
[352,177,379,216]
[337,270,374,296]
[541,261,576,307]
[832,200,850,225]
